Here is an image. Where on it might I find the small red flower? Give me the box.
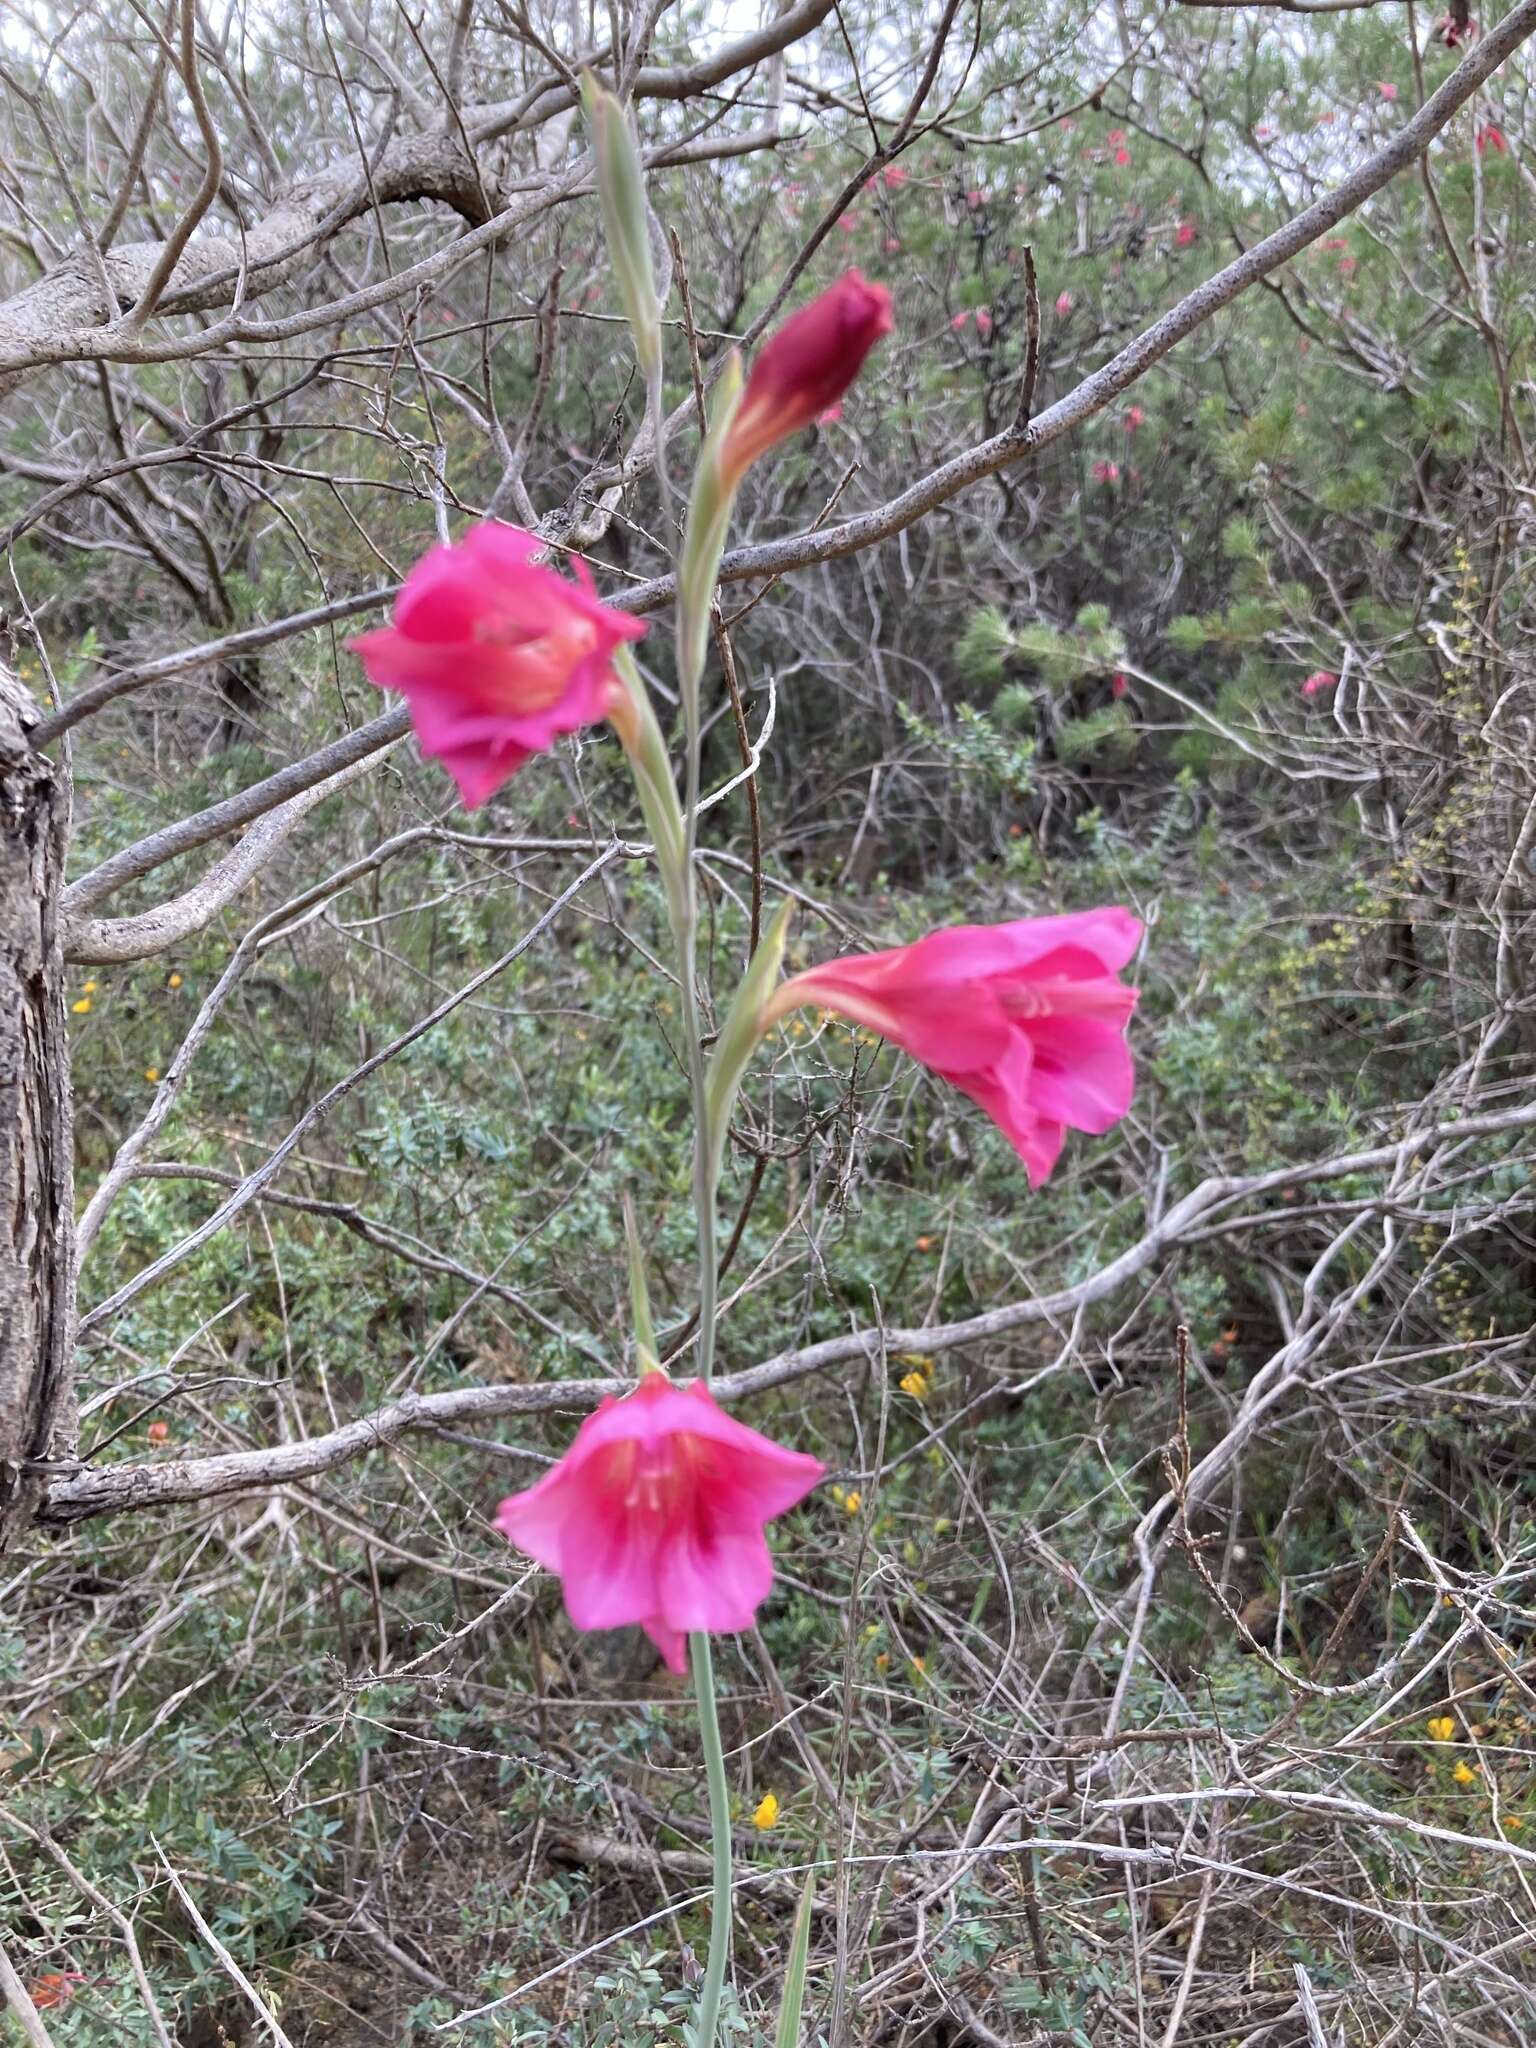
[950,310,972,331]
[1176,218,1198,247]
[1055,290,1074,315]
[1125,405,1146,430]
[1111,672,1129,700]
[1476,123,1507,154]
[1378,81,1399,100]
[817,402,843,425]
[29,1975,87,2012]
[147,1419,170,1444]
[974,308,993,338]
[1301,670,1338,699]
[882,165,908,188]
[838,213,858,234]
[1113,146,1132,167]
[966,187,985,208]
[1092,460,1120,484]
[719,272,894,488]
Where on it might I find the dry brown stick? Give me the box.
[39,1100,1536,1524]
[33,587,395,746]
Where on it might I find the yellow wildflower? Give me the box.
[900,1371,928,1400]
[875,1651,889,1672]
[911,1656,927,1680]
[82,979,98,994]
[1426,1716,1457,1743]
[1452,1762,1477,1785]
[144,1067,159,1083]
[1503,1815,1525,1835]
[70,997,91,1015]
[167,972,183,990]
[843,1490,862,1514]
[752,1793,779,1831]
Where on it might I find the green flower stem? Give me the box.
[676,572,728,2048]
[677,671,720,1385]
[613,610,731,2048]
[690,1631,733,2048]
[593,143,736,2047]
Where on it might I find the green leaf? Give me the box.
[623,1194,660,1373]
[772,1865,817,2048]
[704,898,793,1181]
[581,74,661,379]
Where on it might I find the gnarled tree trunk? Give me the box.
[0,668,75,1547]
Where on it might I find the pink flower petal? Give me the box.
[1020,1015,1138,1133]
[351,521,645,809]
[495,1378,823,1668]
[655,1522,777,1635]
[776,911,1141,1183]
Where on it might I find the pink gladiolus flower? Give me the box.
[882,164,908,188]
[1056,290,1075,315]
[1092,460,1120,484]
[1111,671,1129,699]
[1378,80,1399,99]
[495,1375,825,1673]
[1125,405,1146,430]
[1301,670,1338,698]
[766,909,1141,1186]
[1176,219,1198,247]
[350,523,645,810]
[966,187,985,208]
[718,271,893,488]
[975,307,993,338]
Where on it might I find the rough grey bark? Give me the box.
[0,134,504,399]
[0,668,76,1547]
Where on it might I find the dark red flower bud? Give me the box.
[720,271,893,486]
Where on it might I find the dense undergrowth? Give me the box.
[3,0,1536,2038]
